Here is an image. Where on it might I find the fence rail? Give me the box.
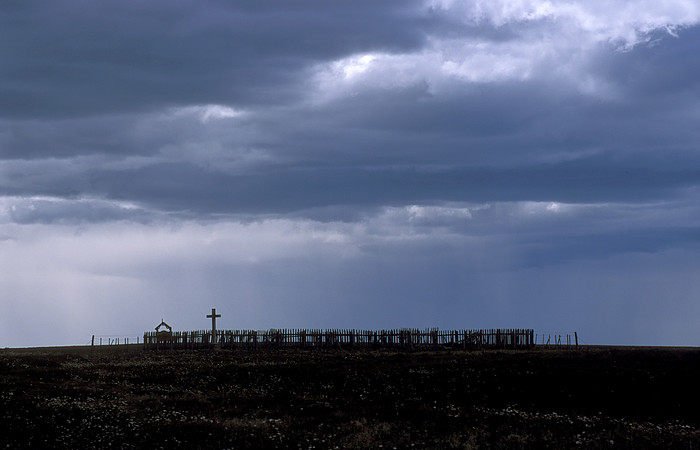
[534,332,579,348]
[143,328,536,351]
[91,335,141,346]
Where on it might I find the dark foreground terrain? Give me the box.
[1,345,699,449]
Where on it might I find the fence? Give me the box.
[534,332,579,348]
[143,328,535,351]
[91,335,141,347]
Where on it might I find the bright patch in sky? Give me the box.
[338,54,378,79]
[170,104,244,123]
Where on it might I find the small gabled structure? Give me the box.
[155,319,173,342]
[155,320,172,333]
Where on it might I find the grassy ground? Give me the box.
[1,345,699,448]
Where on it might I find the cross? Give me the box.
[207,308,221,343]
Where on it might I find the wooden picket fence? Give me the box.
[143,328,535,351]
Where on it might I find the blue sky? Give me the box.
[1,0,699,347]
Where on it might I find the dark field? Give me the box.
[1,346,699,449]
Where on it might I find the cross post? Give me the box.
[207,308,222,344]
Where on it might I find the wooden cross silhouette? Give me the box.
[207,308,221,343]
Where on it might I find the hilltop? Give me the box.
[1,346,699,448]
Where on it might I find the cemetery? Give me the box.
[1,308,695,447]
[141,308,540,351]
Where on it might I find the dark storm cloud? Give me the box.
[77,155,699,215]
[0,115,150,158]
[517,228,700,268]
[595,26,700,101]
[0,0,427,119]
[2,152,698,221]
[2,1,699,174]
[3,196,153,225]
[0,109,255,158]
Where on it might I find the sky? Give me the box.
[1,0,700,347]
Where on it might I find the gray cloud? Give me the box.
[0,0,428,119]
[1,1,700,346]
